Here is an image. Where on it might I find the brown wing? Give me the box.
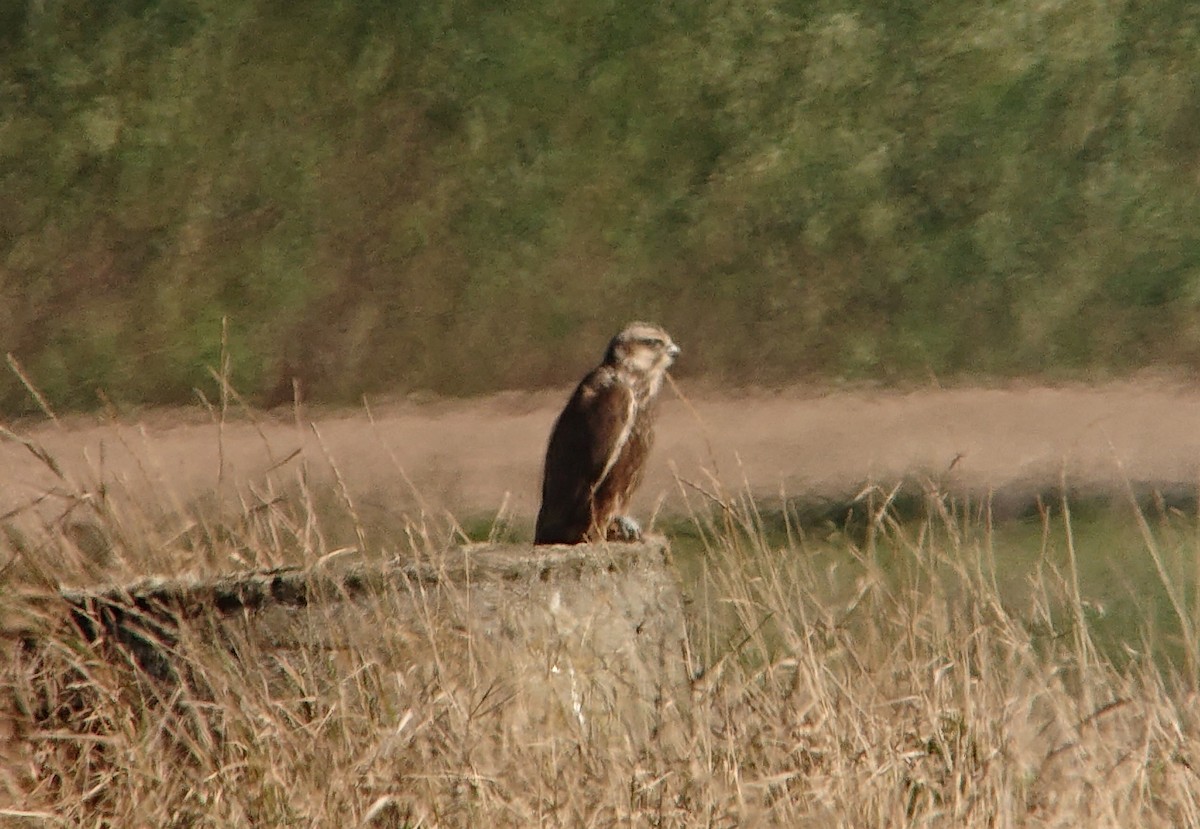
[591,405,653,534]
[534,369,636,544]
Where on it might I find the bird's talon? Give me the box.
[608,515,642,542]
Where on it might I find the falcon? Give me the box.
[534,322,680,545]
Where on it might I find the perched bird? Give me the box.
[534,322,680,545]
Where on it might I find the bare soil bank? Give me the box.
[5,380,1200,526]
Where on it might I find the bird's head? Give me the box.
[604,322,681,383]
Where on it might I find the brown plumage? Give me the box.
[534,322,680,545]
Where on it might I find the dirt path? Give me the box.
[4,380,1200,526]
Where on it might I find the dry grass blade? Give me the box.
[4,417,1200,827]
[5,353,60,426]
[0,426,68,482]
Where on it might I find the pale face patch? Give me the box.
[610,323,680,385]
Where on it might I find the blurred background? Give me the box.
[2,0,1199,415]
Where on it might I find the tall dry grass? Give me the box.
[3,413,1200,828]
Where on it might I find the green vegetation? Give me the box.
[662,486,1200,678]
[3,0,1200,413]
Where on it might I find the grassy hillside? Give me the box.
[2,0,1199,413]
